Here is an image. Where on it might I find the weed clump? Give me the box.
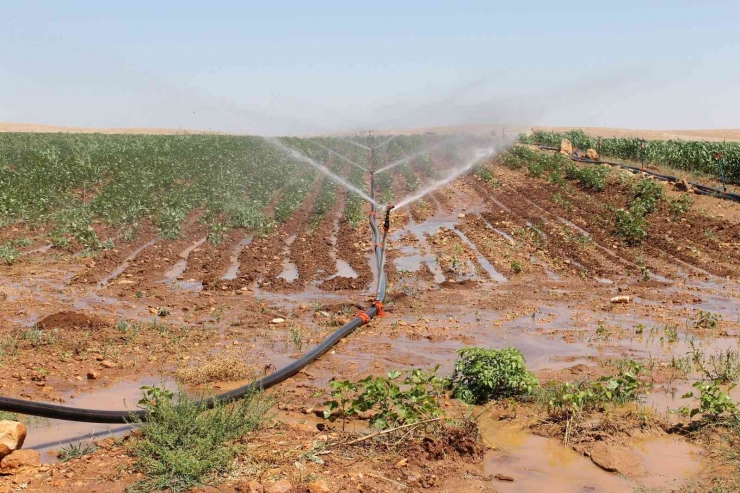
[0,244,18,265]
[449,347,539,404]
[128,386,272,493]
[176,354,255,385]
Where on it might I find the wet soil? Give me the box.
[2,154,740,491]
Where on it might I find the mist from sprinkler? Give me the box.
[308,140,368,172]
[394,147,498,209]
[335,136,371,151]
[265,137,378,206]
[372,134,399,150]
[375,136,465,174]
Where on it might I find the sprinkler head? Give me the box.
[383,205,395,231]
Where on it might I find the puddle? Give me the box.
[480,215,516,244]
[163,237,207,281]
[25,376,176,463]
[99,239,156,286]
[481,421,632,492]
[222,235,253,280]
[393,214,446,283]
[631,437,702,488]
[276,235,299,282]
[20,244,53,255]
[278,262,299,282]
[480,420,699,492]
[455,227,508,282]
[557,216,591,238]
[531,256,562,282]
[331,259,358,279]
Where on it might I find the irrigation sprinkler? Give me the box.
[373,205,395,305]
[638,138,646,171]
[715,152,728,193]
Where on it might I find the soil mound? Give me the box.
[38,311,108,330]
[439,279,477,290]
[412,423,486,463]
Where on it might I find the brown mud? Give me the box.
[2,152,740,492]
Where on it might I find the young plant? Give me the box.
[681,380,738,421]
[449,347,539,404]
[58,441,98,462]
[669,194,693,221]
[323,367,446,431]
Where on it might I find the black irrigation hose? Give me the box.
[534,145,740,203]
[0,159,389,424]
[0,308,377,423]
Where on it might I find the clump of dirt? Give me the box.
[37,311,108,330]
[411,422,487,463]
[440,279,477,289]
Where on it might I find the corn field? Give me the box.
[520,129,740,183]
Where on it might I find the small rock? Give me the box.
[0,449,40,475]
[458,213,466,219]
[238,480,264,493]
[0,421,27,460]
[270,318,285,324]
[610,295,631,304]
[589,442,647,477]
[494,473,514,482]
[585,148,599,161]
[560,138,573,155]
[87,370,100,380]
[674,178,693,193]
[100,360,117,369]
[266,480,293,493]
[395,458,408,467]
[308,480,331,493]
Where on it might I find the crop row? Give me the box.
[521,129,740,182]
[0,132,453,251]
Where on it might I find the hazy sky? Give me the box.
[1,1,738,134]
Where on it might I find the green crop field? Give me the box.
[0,132,450,252]
[520,129,740,183]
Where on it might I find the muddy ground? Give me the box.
[2,151,740,492]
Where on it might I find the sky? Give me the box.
[1,1,739,134]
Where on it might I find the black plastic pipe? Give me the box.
[0,150,389,424]
[0,306,377,423]
[561,151,740,203]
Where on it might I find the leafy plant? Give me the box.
[669,194,693,221]
[695,310,721,330]
[681,380,738,421]
[449,347,539,404]
[630,178,664,215]
[510,261,522,273]
[0,244,18,265]
[614,208,647,246]
[323,367,445,431]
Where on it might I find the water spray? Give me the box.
[0,134,495,423]
[265,137,378,206]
